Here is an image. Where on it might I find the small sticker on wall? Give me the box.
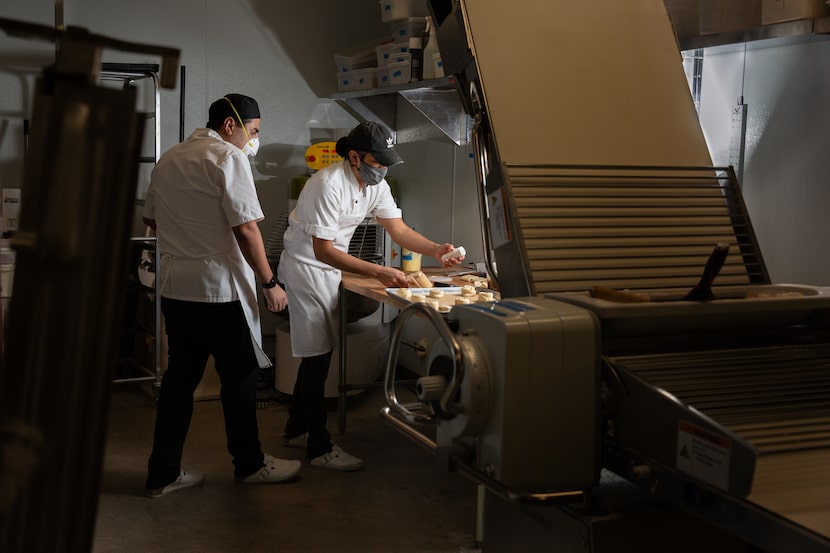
[676,419,731,491]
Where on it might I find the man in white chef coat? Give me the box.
[142,94,300,497]
[278,121,464,471]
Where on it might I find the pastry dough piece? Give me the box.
[406,270,432,289]
[438,304,452,313]
[460,285,477,297]
[455,297,471,305]
[460,274,490,288]
[425,299,440,310]
[441,246,466,263]
[477,291,494,302]
[411,294,426,303]
[428,288,444,298]
[396,288,412,300]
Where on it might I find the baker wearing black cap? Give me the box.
[277,121,465,472]
[142,93,302,498]
[207,93,262,156]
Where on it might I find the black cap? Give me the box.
[347,121,403,167]
[208,94,260,125]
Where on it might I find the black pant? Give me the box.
[146,298,264,488]
[284,351,333,459]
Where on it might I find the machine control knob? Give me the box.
[416,375,447,402]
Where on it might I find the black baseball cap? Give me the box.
[347,121,403,167]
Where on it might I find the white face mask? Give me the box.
[243,136,260,157]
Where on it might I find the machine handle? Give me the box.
[384,302,466,422]
[685,243,730,301]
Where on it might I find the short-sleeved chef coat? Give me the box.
[144,127,270,367]
[278,159,401,357]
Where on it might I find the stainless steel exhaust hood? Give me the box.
[332,76,471,145]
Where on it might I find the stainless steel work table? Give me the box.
[337,271,406,434]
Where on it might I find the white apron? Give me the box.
[160,250,271,368]
[278,253,341,358]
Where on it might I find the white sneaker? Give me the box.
[309,445,364,472]
[145,470,204,498]
[240,453,301,484]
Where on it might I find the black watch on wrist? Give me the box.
[261,275,278,289]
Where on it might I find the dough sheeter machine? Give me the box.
[381,2,830,552]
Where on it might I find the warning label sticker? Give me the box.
[487,188,511,249]
[676,419,731,491]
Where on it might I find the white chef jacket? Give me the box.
[278,159,401,357]
[143,127,270,367]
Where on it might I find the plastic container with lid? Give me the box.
[421,17,439,80]
[389,17,427,41]
[1,238,15,322]
[376,41,409,67]
[334,41,379,73]
[432,51,444,78]
[387,60,412,86]
[349,68,378,91]
[379,0,429,22]
[0,239,14,265]
[336,71,353,92]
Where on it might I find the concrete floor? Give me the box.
[93,383,481,553]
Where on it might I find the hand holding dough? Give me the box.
[406,271,432,288]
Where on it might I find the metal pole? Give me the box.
[179,65,185,142]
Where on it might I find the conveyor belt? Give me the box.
[610,343,830,540]
[505,164,767,295]
[614,344,830,454]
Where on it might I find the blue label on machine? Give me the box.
[496,300,537,313]
[465,303,507,317]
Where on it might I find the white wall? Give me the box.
[697,35,830,286]
[0,0,318,333]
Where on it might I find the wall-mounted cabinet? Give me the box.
[332,76,471,145]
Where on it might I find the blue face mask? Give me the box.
[357,158,388,186]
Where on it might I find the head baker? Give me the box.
[276,120,464,472]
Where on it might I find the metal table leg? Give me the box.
[338,281,348,433]
[475,483,486,548]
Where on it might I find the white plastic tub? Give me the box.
[389,17,427,41]
[387,60,412,86]
[376,41,409,67]
[349,67,378,91]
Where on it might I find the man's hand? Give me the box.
[263,285,288,312]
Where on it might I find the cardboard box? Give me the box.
[700,0,762,35]
[762,0,830,25]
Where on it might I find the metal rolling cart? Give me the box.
[99,63,162,393]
